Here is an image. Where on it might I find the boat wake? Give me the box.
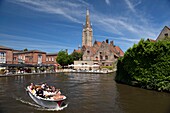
[16,97,41,108]
[36,103,68,111]
[15,97,68,111]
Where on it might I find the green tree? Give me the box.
[115,39,170,92]
[71,51,83,61]
[24,48,28,51]
[56,50,71,67]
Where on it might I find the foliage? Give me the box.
[23,48,28,51]
[71,51,83,61]
[101,62,117,70]
[115,39,170,92]
[101,66,113,70]
[56,50,73,67]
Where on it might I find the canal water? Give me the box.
[0,73,169,113]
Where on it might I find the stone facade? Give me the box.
[83,39,123,66]
[82,9,93,47]
[156,26,170,41]
[73,10,124,69]
[74,60,95,70]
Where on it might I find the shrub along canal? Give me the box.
[0,73,169,113]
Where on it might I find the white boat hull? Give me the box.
[26,87,67,109]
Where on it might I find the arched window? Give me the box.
[95,56,98,60]
[105,55,108,60]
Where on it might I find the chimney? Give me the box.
[106,39,109,43]
[110,41,114,46]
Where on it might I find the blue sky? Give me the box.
[0,0,170,53]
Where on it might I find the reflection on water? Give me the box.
[117,83,170,113]
[0,73,169,113]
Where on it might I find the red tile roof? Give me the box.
[115,46,124,57]
[96,41,102,46]
[73,49,82,53]
[147,38,156,42]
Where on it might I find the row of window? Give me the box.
[0,52,45,64]
[95,55,108,60]
[0,52,6,57]
[87,51,109,60]
[46,57,54,62]
[0,52,6,63]
[0,58,6,63]
[18,55,25,60]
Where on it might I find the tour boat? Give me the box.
[26,85,67,109]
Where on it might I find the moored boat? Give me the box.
[26,84,67,109]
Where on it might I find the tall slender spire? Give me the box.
[85,9,91,28]
[82,9,93,47]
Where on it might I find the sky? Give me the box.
[0,0,170,54]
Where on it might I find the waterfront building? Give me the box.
[0,45,13,64]
[74,39,123,68]
[73,9,124,70]
[46,53,58,65]
[13,50,46,65]
[0,46,59,74]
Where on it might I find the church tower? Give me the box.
[82,9,93,47]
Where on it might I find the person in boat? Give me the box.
[43,86,60,97]
[41,83,49,90]
[36,88,45,98]
[49,86,61,95]
[29,83,35,90]
[51,93,65,100]
[28,83,36,95]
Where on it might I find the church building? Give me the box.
[73,9,124,70]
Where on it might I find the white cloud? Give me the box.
[10,0,156,38]
[105,0,110,5]
[11,0,88,23]
[124,0,136,13]
[8,0,159,52]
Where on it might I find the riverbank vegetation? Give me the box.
[56,50,83,67]
[115,39,170,92]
